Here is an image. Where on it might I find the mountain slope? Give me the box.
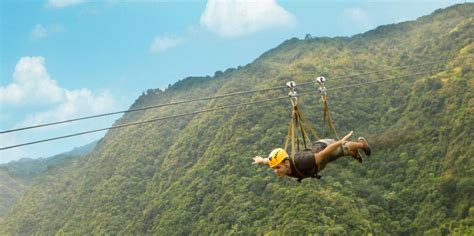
[2,3,473,235]
[0,171,26,224]
[0,141,97,222]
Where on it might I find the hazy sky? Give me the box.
[0,0,465,163]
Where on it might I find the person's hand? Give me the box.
[341,131,353,144]
[252,156,264,165]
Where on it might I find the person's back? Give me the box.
[286,149,320,182]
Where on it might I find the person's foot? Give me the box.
[358,137,371,156]
[351,150,363,163]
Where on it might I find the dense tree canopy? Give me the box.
[1,3,473,235]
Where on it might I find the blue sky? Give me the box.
[0,0,465,163]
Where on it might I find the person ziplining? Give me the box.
[252,78,371,182]
[252,131,371,182]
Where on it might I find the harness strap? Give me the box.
[297,107,320,141]
[316,76,339,139]
[322,97,339,139]
[284,116,292,151]
[288,106,312,180]
[284,80,325,182]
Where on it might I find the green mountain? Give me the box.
[1,3,473,235]
[0,141,97,222]
[1,140,97,179]
[0,171,26,224]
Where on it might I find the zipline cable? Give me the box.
[0,56,461,134]
[0,86,285,134]
[0,67,447,151]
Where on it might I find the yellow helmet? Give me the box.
[268,148,289,167]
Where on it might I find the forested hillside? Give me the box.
[1,3,473,235]
[0,141,97,222]
[0,171,26,224]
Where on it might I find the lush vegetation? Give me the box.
[0,141,96,222]
[0,170,26,224]
[1,3,473,235]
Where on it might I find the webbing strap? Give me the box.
[294,110,300,152]
[295,108,308,148]
[297,108,320,141]
[298,119,307,148]
[289,113,306,178]
[316,77,339,139]
[291,112,295,161]
[284,116,292,151]
[322,96,339,139]
[285,106,312,151]
[284,105,316,179]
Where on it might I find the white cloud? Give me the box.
[1,57,64,106]
[18,89,115,128]
[200,0,297,38]
[32,24,47,39]
[341,7,373,31]
[47,0,87,8]
[0,87,116,163]
[0,56,117,163]
[149,35,184,53]
[1,56,116,125]
[31,23,65,40]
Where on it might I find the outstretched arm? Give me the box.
[252,156,269,165]
[316,131,353,159]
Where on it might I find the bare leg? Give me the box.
[314,132,371,171]
[346,141,364,153]
[315,141,365,169]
